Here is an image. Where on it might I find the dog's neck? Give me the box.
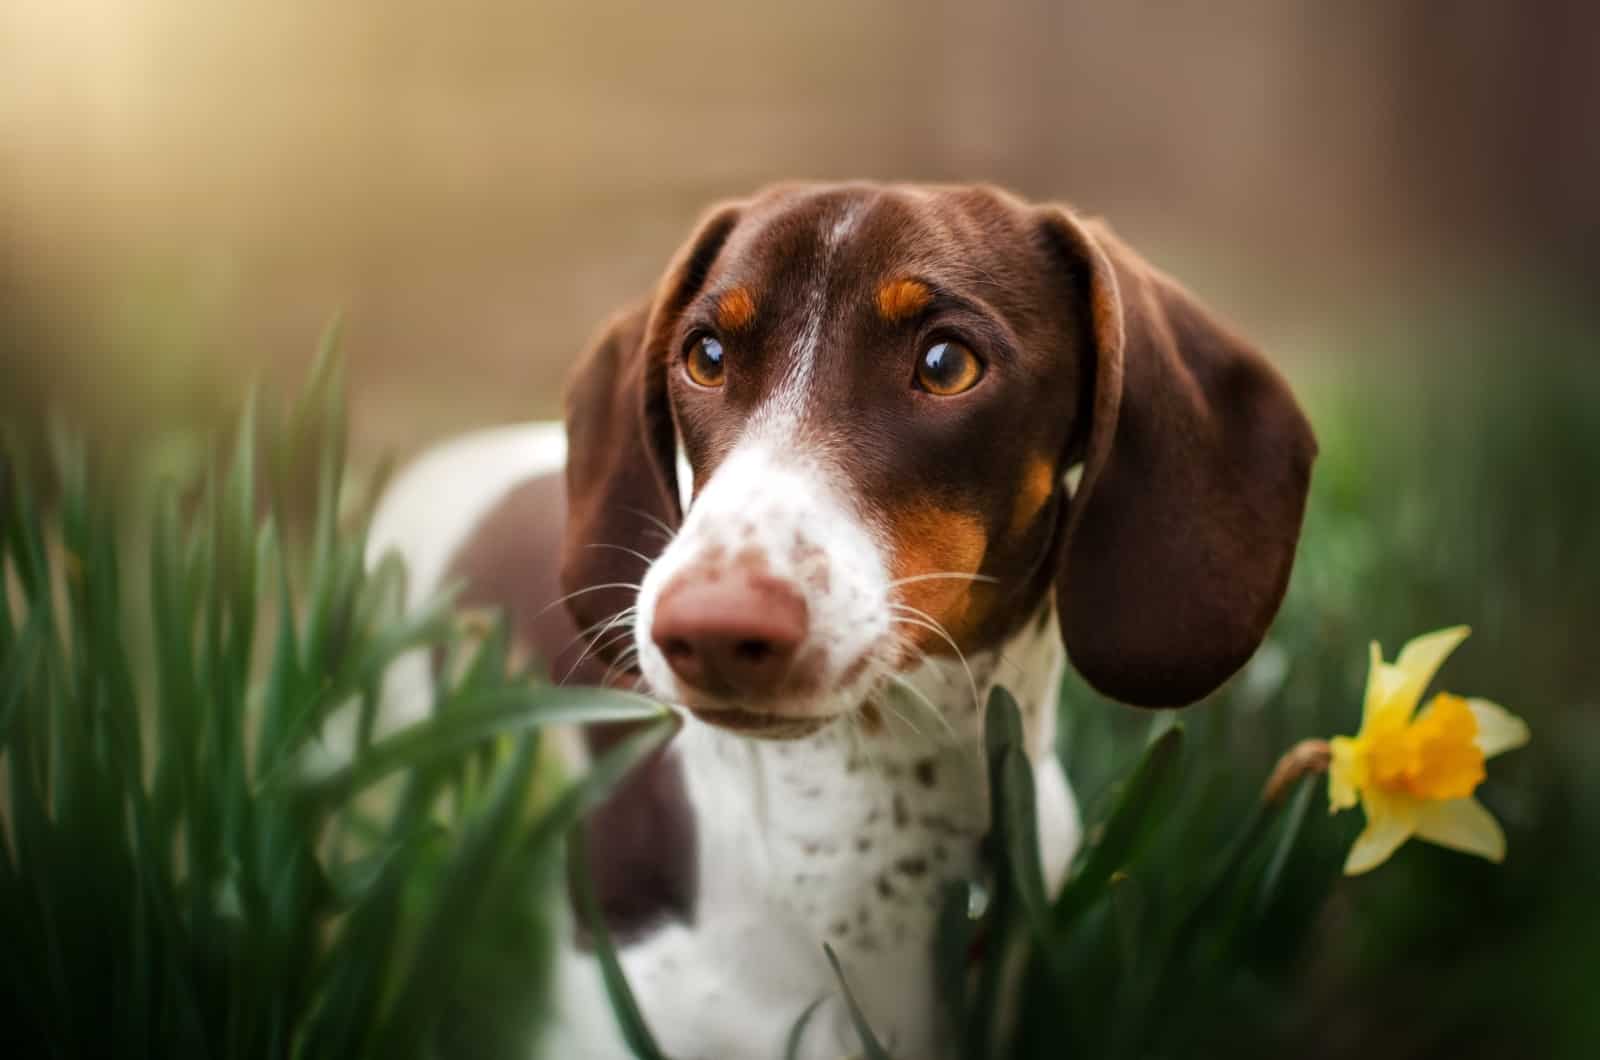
[680,678,993,943]
[665,604,1064,1053]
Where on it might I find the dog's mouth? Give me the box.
[681,703,834,740]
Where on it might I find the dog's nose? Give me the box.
[651,570,809,698]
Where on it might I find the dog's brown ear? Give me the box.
[560,203,743,645]
[1038,210,1316,707]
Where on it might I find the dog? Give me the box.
[367,182,1316,1058]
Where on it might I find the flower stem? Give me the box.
[1262,739,1331,806]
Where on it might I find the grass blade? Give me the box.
[984,687,1049,931]
[522,715,679,857]
[276,686,666,806]
[370,734,542,1056]
[823,942,894,1060]
[568,826,673,1060]
[783,996,829,1060]
[1255,774,1316,916]
[1053,725,1184,929]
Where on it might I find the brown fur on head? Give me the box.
[561,182,1316,709]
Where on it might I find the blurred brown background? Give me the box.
[3,0,1597,457]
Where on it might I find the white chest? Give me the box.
[544,616,1077,1060]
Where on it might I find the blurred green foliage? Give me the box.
[1019,316,1600,1060]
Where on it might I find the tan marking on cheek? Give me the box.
[889,504,990,656]
[715,287,756,331]
[1011,456,1056,537]
[875,279,932,322]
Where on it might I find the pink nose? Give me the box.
[651,569,809,698]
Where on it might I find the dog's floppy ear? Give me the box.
[560,203,743,645]
[1038,209,1316,707]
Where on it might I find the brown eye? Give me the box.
[686,335,726,388]
[914,340,983,396]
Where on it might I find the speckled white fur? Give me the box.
[544,601,1076,1060]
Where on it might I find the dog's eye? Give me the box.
[686,335,726,388]
[914,340,983,396]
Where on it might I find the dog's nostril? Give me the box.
[734,639,773,663]
[662,638,695,659]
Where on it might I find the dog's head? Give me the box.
[561,183,1315,737]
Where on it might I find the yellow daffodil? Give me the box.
[1328,626,1529,875]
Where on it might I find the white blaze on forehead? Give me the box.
[764,201,863,425]
[827,203,863,246]
[674,428,694,512]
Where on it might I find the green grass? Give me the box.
[0,340,671,1060]
[4,310,1596,1059]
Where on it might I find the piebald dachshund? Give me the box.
[368,182,1316,1058]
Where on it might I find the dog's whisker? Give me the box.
[994,650,1039,683]
[621,505,679,542]
[553,606,638,660]
[585,541,656,566]
[602,645,642,687]
[888,673,959,745]
[577,610,637,658]
[886,571,999,589]
[888,606,983,716]
[878,694,932,745]
[561,606,640,685]
[533,581,644,620]
[885,633,953,722]
[885,635,985,773]
[589,627,636,661]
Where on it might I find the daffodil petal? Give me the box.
[1328,736,1360,813]
[1389,626,1470,720]
[1467,698,1530,758]
[1361,642,1405,730]
[1413,796,1506,863]
[1344,794,1417,875]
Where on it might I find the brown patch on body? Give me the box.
[875,278,932,322]
[715,286,757,330]
[888,503,989,655]
[1011,455,1056,537]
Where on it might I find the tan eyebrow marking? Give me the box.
[715,287,757,331]
[875,278,933,322]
